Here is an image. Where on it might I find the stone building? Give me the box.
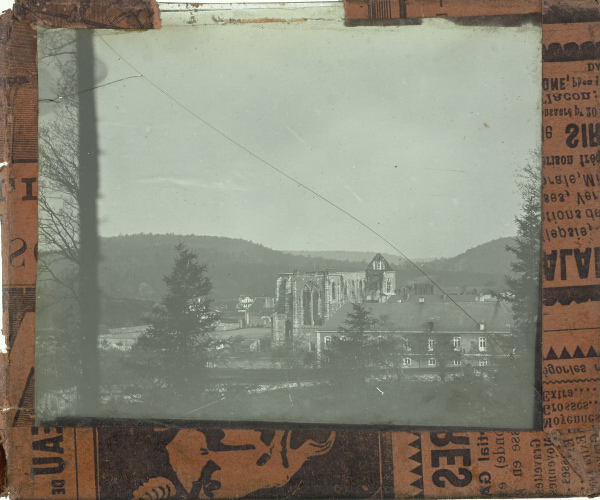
[272,254,395,347]
[316,299,515,372]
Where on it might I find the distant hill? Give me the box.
[38,234,519,330]
[286,251,405,266]
[96,234,518,306]
[394,237,518,292]
[286,239,516,274]
[426,237,517,276]
[98,234,368,303]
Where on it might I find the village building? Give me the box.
[315,299,514,371]
[214,299,246,329]
[272,254,396,348]
[245,297,275,327]
[237,296,255,310]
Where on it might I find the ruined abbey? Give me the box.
[272,254,395,347]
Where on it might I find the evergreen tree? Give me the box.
[134,243,219,400]
[504,159,541,343]
[367,314,408,384]
[328,303,377,387]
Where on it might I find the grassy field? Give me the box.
[86,334,536,429]
[187,376,534,429]
[94,351,534,428]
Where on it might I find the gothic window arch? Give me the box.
[303,282,320,326]
[332,282,336,300]
[278,278,287,311]
[312,289,320,325]
[303,285,311,325]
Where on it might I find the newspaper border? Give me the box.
[1,0,599,497]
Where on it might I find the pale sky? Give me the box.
[40,19,541,259]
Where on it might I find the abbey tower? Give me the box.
[272,254,395,347]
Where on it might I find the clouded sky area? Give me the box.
[41,19,541,259]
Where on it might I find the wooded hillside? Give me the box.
[97,234,517,303]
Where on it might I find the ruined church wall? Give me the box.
[272,264,394,346]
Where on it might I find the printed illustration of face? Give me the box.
[166,429,335,499]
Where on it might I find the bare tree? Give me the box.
[37,29,80,305]
[36,29,102,420]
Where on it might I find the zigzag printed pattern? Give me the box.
[12,367,34,426]
[408,432,424,499]
[545,346,598,360]
[543,41,600,63]
[545,378,600,385]
[3,286,36,350]
[543,285,600,306]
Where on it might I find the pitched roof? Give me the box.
[367,253,393,271]
[320,300,513,333]
[247,297,274,314]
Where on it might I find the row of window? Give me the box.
[373,259,385,270]
[428,337,487,351]
[403,358,489,367]
[323,336,489,351]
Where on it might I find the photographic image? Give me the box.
[35,13,542,427]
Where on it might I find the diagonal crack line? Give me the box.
[38,75,142,103]
[95,33,540,393]
[95,34,482,326]
[175,396,227,419]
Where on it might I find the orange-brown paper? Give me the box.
[540,22,600,441]
[1,0,600,498]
